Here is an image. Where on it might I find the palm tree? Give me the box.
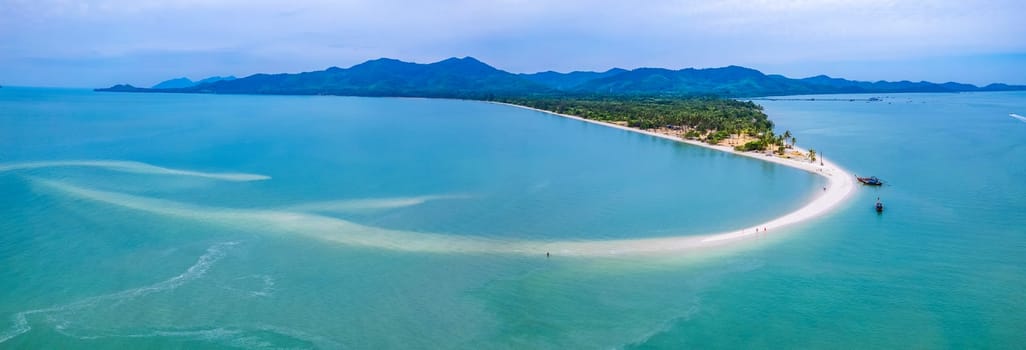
[782,130,792,148]
[808,149,816,162]
[791,137,797,149]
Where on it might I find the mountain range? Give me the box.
[98,57,1026,98]
[151,76,236,89]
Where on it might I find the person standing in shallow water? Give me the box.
[546,252,550,258]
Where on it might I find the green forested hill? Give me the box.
[97,57,1026,98]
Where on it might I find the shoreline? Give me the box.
[21,141,855,257]
[491,101,856,255]
[5,99,856,258]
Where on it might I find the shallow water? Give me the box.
[1,88,1024,348]
[626,92,1026,348]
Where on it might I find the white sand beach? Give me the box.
[491,102,856,255]
[18,105,855,257]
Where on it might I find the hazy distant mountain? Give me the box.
[161,57,550,98]
[796,75,985,94]
[100,57,1026,97]
[568,66,815,96]
[196,76,236,85]
[152,77,194,89]
[151,76,236,89]
[519,68,627,90]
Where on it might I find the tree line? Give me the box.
[493,96,796,153]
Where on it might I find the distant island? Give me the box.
[151,76,236,89]
[94,56,1025,162]
[92,57,890,241]
[97,56,1025,98]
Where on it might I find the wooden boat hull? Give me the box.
[857,177,883,186]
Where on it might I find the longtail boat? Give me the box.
[856,175,883,186]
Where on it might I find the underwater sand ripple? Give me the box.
[0,160,269,181]
[283,194,473,213]
[32,178,845,257]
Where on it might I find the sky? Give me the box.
[2,0,1025,87]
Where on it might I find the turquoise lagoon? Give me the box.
[0,88,1024,348]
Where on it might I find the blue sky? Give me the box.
[2,0,1025,87]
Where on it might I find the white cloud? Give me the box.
[1,0,1024,86]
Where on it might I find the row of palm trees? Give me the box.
[742,129,797,153]
[763,130,820,163]
[495,96,820,159]
[498,97,775,137]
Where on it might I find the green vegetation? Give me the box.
[735,140,769,152]
[493,96,802,153]
[99,56,1026,98]
[494,96,777,143]
[95,56,834,155]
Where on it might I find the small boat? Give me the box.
[875,198,884,212]
[856,175,883,186]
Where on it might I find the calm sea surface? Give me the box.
[0,88,1023,348]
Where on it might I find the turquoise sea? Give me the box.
[1,88,1024,348]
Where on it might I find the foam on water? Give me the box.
[60,325,340,349]
[0,241,238,344]
[0,160,270,181]
[220,274,276,297]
